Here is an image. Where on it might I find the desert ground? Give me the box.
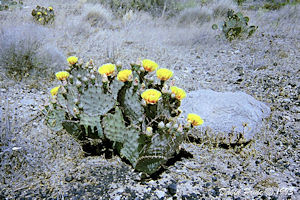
[0,0,299,199]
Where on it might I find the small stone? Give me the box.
[231,174,236,179]
[211,187,220,197]
[203,182,211,188]
[295,172,300,177]
[212,176,217,182]
[167,183,177,196]
[65,176,73,182]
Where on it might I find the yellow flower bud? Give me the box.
[98,63,115,76]
[141,89,162,104]
[67,56,78,65]
[187,113,203,126]
[55,71,70,81]
[156,68,173,81]
[117,69,132,82]
[170,86,186,100]
[142,59,158,72]
[50,86,60,96]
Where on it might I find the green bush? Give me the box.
[212,9,257,41]
[43,57,203,175]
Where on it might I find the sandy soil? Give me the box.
[0,0,299,199]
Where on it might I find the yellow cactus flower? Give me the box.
[37,11,42,15]
[170,86,186,100]
[117,69,132,82]
[50,86,60,96]
[141,89,162,104]
[55,71,70,81]
[156,68,173,81]
[67,56,78,65]
[142,59,158,72]
[98,63,116,76]
[187,113,203,126]
[48,6,53,11]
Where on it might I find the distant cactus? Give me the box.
[31,5,55,25]
[212,9,257,41]
[43,57,203,175]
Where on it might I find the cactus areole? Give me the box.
[43,57,203,175]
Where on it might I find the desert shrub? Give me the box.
[0,24,64,84]
[0,0,23,11]
[262,0,300,10]
[43,57,203,175]
[90,0,184,17]
[83,3,113,27]
[31,5,55,25]
[212,9,258,41]
[177,6,213,25]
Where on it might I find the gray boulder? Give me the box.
[180,89,270,144]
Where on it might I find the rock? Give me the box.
[167,183,177,196]
[181,89,270,144]
[65,176,73,182]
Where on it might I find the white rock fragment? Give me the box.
[12,147,22,151]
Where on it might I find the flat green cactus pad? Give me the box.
[120,126,141,166]
[135,155,166,175]
[124,88,144,125]
[102,107,126,143]
[62,121,82,139]
[57,86,79,117]
[81,86,115,116]
[110,78,124,100]
[46,109,65,132]
[80,113,103,138]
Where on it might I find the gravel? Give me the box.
[0,0,299,199]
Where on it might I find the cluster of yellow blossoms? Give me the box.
[51,57,203,126]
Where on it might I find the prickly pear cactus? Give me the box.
[31,5,55,25]
[43,56,204,175]
[212,9,257,41]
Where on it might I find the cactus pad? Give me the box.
[135,155,166,175]
[81,86,115,116]
[46,109,65,132]
[102,107,126,143]
[120,126,141,166]
[123,88,144,125]
[79,113,103,138]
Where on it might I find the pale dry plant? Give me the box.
[0,23,65,86]
[82,3,113,28]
